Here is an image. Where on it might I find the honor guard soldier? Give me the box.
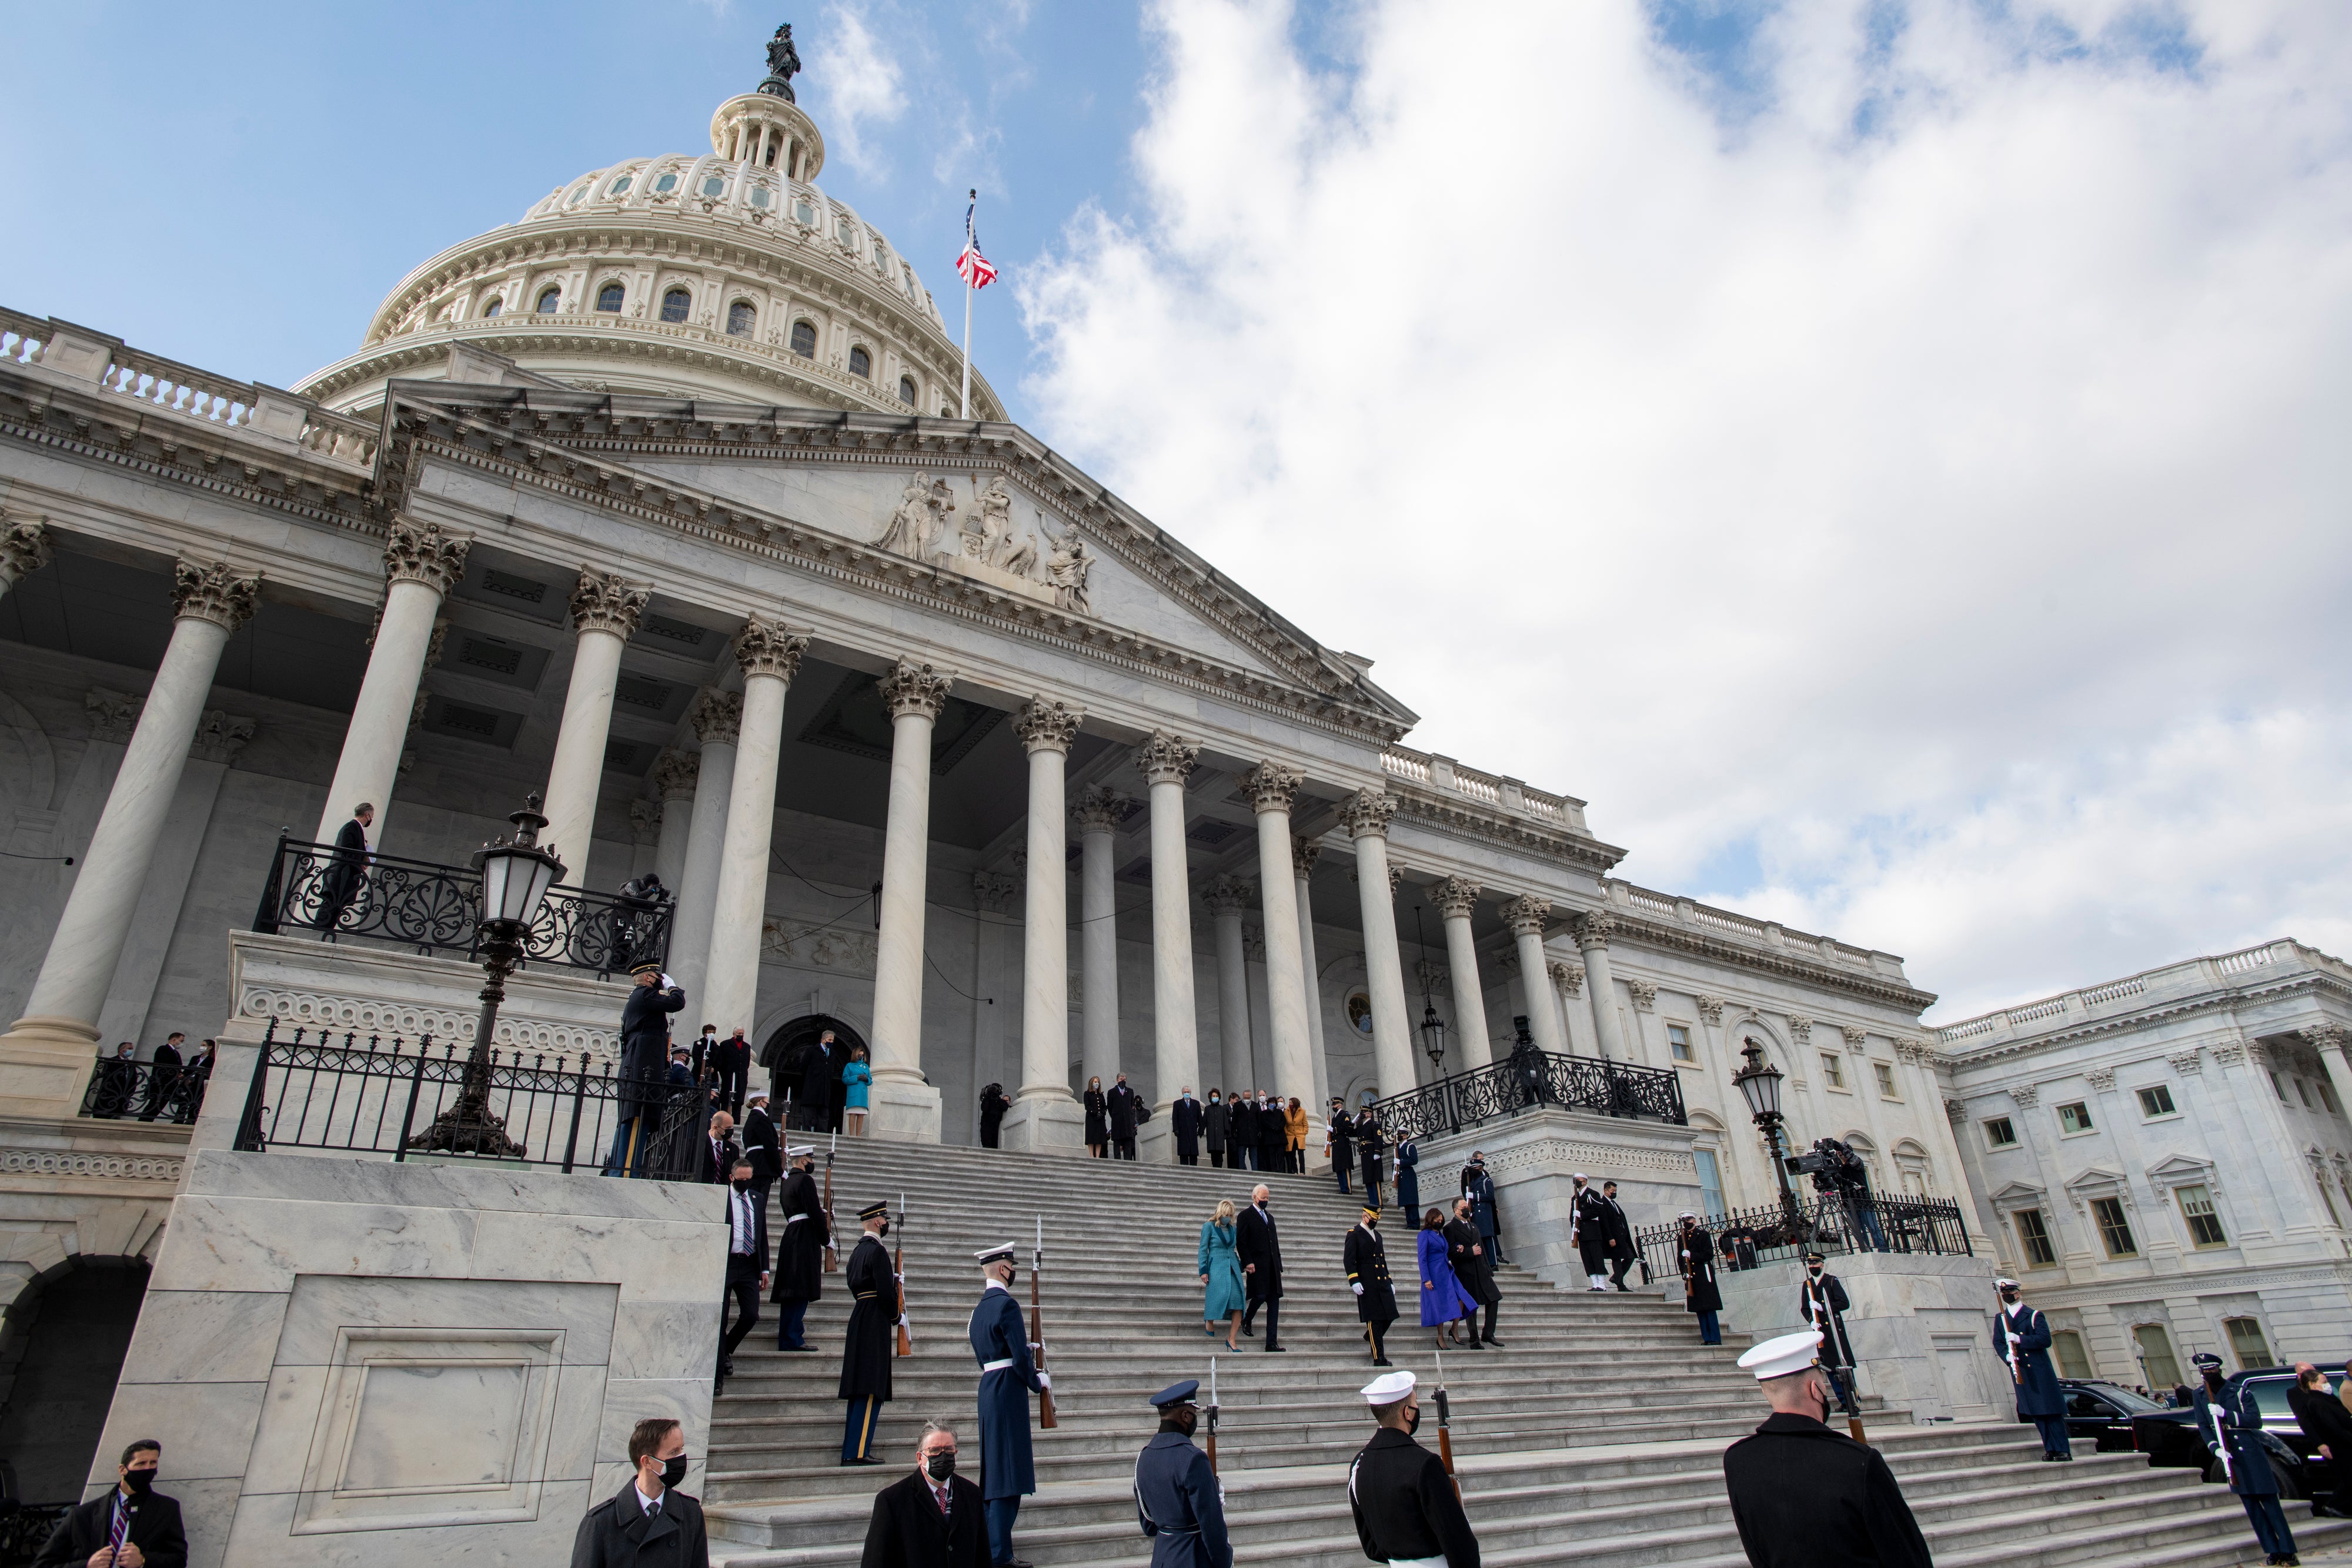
[1134,1380,1231,1568]
[1799,1252,1862,1418]
[1722,1330,1932,1568]
[1990,1277,2070,1460]
[839,1201,896,1467]
[2194,1351,2300,1564]
[773,1145,827,1351]
[969,1243,1050,1568]
[1348,1369,1478,1568]
[1344,1205,1400,1368]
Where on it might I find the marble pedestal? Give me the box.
[864,1076,943,1144]
[997,1093,1085,1155]
[1712,1251,2006,1423]
[1415,1108,1702,1290]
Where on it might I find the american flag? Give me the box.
[956,196,997,289]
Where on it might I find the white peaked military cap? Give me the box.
[785,1145,816,1159]
[1361,1370,1417,1405]
[1573,1172,1588,1181]
[1994,1276,2020,1289]
[1736,1330,1825,1382]
[974,1243,1018,1266]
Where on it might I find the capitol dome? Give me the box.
[296,36,1003,421]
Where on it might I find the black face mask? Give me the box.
[926,1451,956,1480]
[660,1454,689,1490]
[1808,1265,1823,1277]
[1404,1406,1422,1436]
[122,1469,155,1495]
[877,1221,891,1238]
[731,1178,751,1193]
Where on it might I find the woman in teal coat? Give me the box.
[841,1045,873,1136]
[1198,1198,1247,1349]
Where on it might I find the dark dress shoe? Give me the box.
[1242,1325,1256,1338]
[1460,1340,1485,1350]
[1264,1345,1287,1353]
[841,1456,884,1467]
[1482,1337,1505,1348]
[1372,1359,1395,1368]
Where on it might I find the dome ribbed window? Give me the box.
[790,320,817,357]
[848,346,871,378]
[536,287,561,313]
[482,297,503,319]
[727,301,756,338]
[662,288,693,324]
[898,376,916,406]
[596,283,625,313]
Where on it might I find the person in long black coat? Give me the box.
[710,1027,751,1119]
[1171,1087,1202,1165]
[838,1202,896,1465]
[1343,1208,1400,1366]
[1572,1174,1610,1289]
[1679,1213,1723,1345]
[1083,1076,1110,1157]
[1992,1278,2069,1459]
[1235,1186,1285,1351]
[799,1032,839,1132]
[1203,1091,1229,1168]
[1348,1373,1480,1568]
[1460,1155,1504,1263]
[771,1147,828,1349]
[1598,1180,1636,1290]
[1257,1095,1289,1176]
[138,1032,185,1121]
[315,803,372,931]
[1445,1199,1502,1348]
[34,1442,187,1568]
[2290,1363,2352,1518]
[1328,1100,1354,1193]
[978,1082,1010,1148]
[1723,1336,1931,1568]
[1227,1094,1258,1172]
[860,1425,987,1568]
[609,964,686,1176]
[1355,1112,1385,1207]
[570,1420,709,1568]
[740,1093,781,1208]
[1108,1074,1141,1160]
[1799,1253,1860,1416]
[2194,1352,2297,1562]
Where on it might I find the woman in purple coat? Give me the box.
[1415,1207,1476,1347]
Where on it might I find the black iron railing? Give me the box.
[249,835,673,978]
[1635,1191,1973,1283]
[230,1019,711,1181]
[0,1499,74,1567]
[80,1055,212,1123]
[1372,1048,1686,1141]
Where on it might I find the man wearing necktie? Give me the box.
[716,1158,769,1395]
[32,1439,186,1568]
[858,1420,986,1566]
[570,1416,709,1566]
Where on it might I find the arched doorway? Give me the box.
[0,1259,149,1505]
[758,1014,870,1133]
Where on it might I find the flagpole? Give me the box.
[960,188,975,420]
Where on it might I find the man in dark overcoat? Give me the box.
[1343,1205,1400,1367]
[968,1242,1050,1566]
[1327,1099,1354,1193]
[1355,1112,1385,1208]
[1445,1197,1502,1349]
[715,1156,768,1394]
[1347,1370,1479,1568]
[1171,1086,1202,1165]
[860,1421,986,1568]
[1202,1090,1228,1169]
[34,1438,187,1568]
[571,1417,709,1568]
[2193,1350,2299,1562]
[607,962,686,1175]
[1235,1183,1285,1352]
[740,1091,781,1210]
[1228,1093,1258,1172]
[138,1032,185,1121]
[1990,1276,2069,1459]
[1460,1154,1504,1264]
[1257,1094,1288,1176]
[315,801,373,932]
[1723,1330,1931,1568]
[1394,1135,1420,1224]
[1678,1212,1723,1345]
[799,1031,839,1132]
[840,1201,897,1466]
[710,1026,750,1119]
[1598,1179,1635,1289]
[1108,1072,1141,1161]
[1134,1380,1231,1568]
[771,1145,827,1349]
[1798,1252,1861,1416]
[1572,1173,1611,1290]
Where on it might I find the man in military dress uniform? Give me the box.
[1799,1252,1862,1419]
[1571,1174,1610,1290]
[607,962,686,1176]
[1344,1205,1400,1368]
[968,1242,1051,1567]
[2194,1350,2300,1564]
[772,1145,827,1350]
[1722,1330,1932,1568]
[1990,1277,2070,1460]
[1347,1369,1479,1568]
[840,1201,896,1466]
[1134,1380,1231,1568]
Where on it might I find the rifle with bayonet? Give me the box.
[821,1131,838,1272]
[1206,1356,1220,1475]
[1031,1215,1058,1429]
[894,1191,913,1356]
[1432,1345,1461,1500]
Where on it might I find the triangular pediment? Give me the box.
[1988,1180,2046,1205]
[2062,1165,2128,1192]
[2144,1154,2214,1182]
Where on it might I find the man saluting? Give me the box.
[969,1242,1050,1568]
[1348,1369,1479,1568]
[1134,1380,1230,1567]
[1722,1330,1931,1567]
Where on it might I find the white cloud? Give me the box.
[814,4,909,177]
[1017,0,2352,1018]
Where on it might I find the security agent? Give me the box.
[1347,1369,1479,1568]
[1134,1380,1231,1568]
[859,1420,986,1568]
[1721,1330,1931,1568]
[33,1438,186,1568]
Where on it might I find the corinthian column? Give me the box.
[539,567,649,878]
[867,658,952,1141]
[1205,874,1255,1094]
[1573,910,1629,1060]
[2310,1026,2352,1135]
[700,617,810,1041]
[1003,698,1085,1153]
[1243,761,1318,1146]
[1338,789,1415,1100]
[0,560,260,1115]
[1136,732,1201,1149]
[1294,836,1331,1126]
[0,516,54,599]
[1071,784,1127,1102]
[1431,876,1493,1069]
[666,692,739,1017]
[315,516,469,844]
[1502,895,1566,1054]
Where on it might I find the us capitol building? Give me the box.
[0,30,2346,1557]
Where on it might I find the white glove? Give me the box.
[1036,1372,1051,1390]
[661,973,676,989]
[1351,1282,1365,1296]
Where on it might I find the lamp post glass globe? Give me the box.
[1732,1037,1783,1122]
[1419,1002,1448,1072]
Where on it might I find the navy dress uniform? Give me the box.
[1347,1369,1479,1568]
[2193,1352,2299,1564]
[1343,1208,1400,1367]
[609,964,686,1175]
[1722,1330,1932,1568]
[1134,1380,1231,1568]
[839,1201,896,1466]
[969,1243,1049,1567]
[1990,1279,2069,1459]
[1798,1253,1859,1416]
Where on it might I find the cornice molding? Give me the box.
[1598,908,1939,1014]
[1939,972,2352,1069]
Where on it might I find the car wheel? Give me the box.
[2205,1459,2228,1485]
[2276,1470,2306,1502]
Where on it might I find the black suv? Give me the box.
[2056,1377,2171,1452]
[2122,1366,2340,1499]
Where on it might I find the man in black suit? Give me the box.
[315,802,373,933]
[740,1091,781,1211]
[138,1033,185,1122]
[716,1157,769,1393]
[710,1027,751,1119]
[1235,1183,1285,1352]
[571,1416,709,1567]
[34,1437,186,1568]
[1107,1072,1141,1161]
[700,1111,739,1185]
[859,1420,984,1568]
[800,1031,838,1133]
[1170,1086,1202,1166]
[607,962,686,1176]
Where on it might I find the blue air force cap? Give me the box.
[1150,1379,1201,1410]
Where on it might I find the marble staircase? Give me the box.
[704,1138,2345,1567]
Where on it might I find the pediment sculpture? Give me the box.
[877,470,956,557]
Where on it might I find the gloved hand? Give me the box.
[1351,1282,1364,1296]
[661,974,676,989]
[1036,1372,1051,1390]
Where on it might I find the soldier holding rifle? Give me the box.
[838,1201,896,1467]
[1990,1276,2070,1461]
[968,1241,1051,1568]
[1723,1330,1931,1568]
[1134,1379,1231,1567]
[1347,1369,1479,1568]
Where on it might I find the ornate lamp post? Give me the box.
[410,797,566,1157]
[1732,1035,1801,1217]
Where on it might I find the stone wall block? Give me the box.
[145,1193,479,1293]
[112,1288,289,1386]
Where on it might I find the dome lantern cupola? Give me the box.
[716,24,823,181]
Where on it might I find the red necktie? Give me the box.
[111,1498,130,1555]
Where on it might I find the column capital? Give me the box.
[1,515,54,588]
[569,566,649,637]
[1842,1024,1870,1054]
[653,747,700,800]
[1571,909,1615,950]
[2167,1047,2204,1075]
[734,614,810,681]
[1291,835,1321,880]
[171,559,262,633]
[2007,1082,2039,1108]
[1203,872,1255,918]
[1014,696,1083,754]
[1788,1015,1813,1045]
[629,797,663,845]
[691,688,743,746]
[1132,729,1200,785]
[878,658,953,721]
[1695,994,1725,1025]
[1239,761,1302,814]
[1550,959,1585,997]
[1944,1096,1967,1125]
[2307,1024,2351,1054]
[1335,787,1398,840]
[1070,783,1129,835]
[189,710,257,765]
[1626,979,1658,1011]
[2084,1066,2117,1092]
[383,515,470,595]
[1501,893,1551,936]
[86,688,141,744]
[1431,875,1481,920]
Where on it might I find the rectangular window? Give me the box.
[1821,1053,1845,1089]
[2175,1183,2227,1248]
[2296,1078,2314,1108]
[2271,1071,2290,1103]
[2224,1316,2274,1370]
[2137,1084,2176,1118]
[2134,1323,2183,1388]
[2092,1195,2137,1256]
[2050,1329,2094,1380]
[1983,1116,2017,1149]
[1873,1061,1899,1099]
[1668,1024,1695,1063]
[2320,1175,2343,1229]
[2321,1079,2342,1115]
[2013,1207,2057,1267]
[2058,1101,2094,1134]
[1693,1148,1725,1220]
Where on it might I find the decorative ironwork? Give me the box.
[0,1499,75,1566]
[79,1055,211,1124]
[1634,1192,1973,1283]
[1370,1047,1686,1141]
[250,835,671,977]
[231,1019,711,1181]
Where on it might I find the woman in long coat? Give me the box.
[1283,1098,1308,1174]
[1198,1198,1247,1349]
[1416,1207,1475,1346]
[1203,1091,1229,1168]
[1678,1212,1723,1345]
[978,1082,1010,1148]
[840,1046,871,1136]
[1083,1075,1109,1158]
